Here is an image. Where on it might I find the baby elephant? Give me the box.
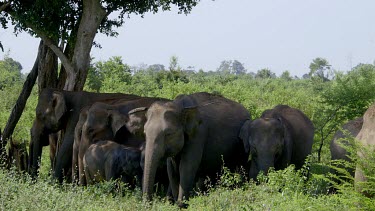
[83,140,142,187]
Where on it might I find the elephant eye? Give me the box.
[87,127,94,134]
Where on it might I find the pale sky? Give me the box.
[1,0,375,77]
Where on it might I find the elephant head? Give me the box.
[140,100,200,200]
[81,103,147,148]
[7,138,29,172]
[240,116,291,180]
[29,89,67,177]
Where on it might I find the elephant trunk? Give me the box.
[142,143,161,201]
[250,158,274,180]
[29,133,46,178]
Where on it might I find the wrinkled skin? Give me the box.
[139,92,251,207]
[73,97,169,186]
[29,88,140,181]
[240,105,314,180]
[330,117,363,188]
[355,103,375,197]
[83,140,142,187]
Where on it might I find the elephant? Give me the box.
[29,88,140,182]
[83,140,142,187]
[73,97,169,186]
[137,92,251,207]
[239,105,314,180]
[330,117,363,187]
[7,138,28,172]
[355,103,375,197]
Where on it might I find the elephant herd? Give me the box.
[24,88,373,207]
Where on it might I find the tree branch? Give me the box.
[4,7,75,76]
[27,23,75,75]
[0,1,11,13]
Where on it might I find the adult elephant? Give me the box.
[330,117,363,184]
[355,103,375,197]
[83,140,142,187]
[239,105,314,180]
[73,97,169,185]
[29,88,140,182]
[138,92,251,207]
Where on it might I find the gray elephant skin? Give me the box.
[137,92,251,207]
[355,103,375,197]
[240,105,314,180]
[83,140,142,187]
[330,117,363,183]
[29,88,140,182]
[73,97,169,186]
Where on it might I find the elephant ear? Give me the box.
[52,91,67,121]
[239,119,252,153]
[109,110,129,136]
[182,106,201,136]
[126,107,148,135]
[277,116,292,165]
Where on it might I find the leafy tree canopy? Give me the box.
[280,70,292,81]
[217,60,246,75]
[0,0,200,41]
[309,57,332,81]
[0,54,23,90]
[255,68,276,79]
[0,0,201,91]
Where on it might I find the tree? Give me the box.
[217,60,246,75]
[0,54,23,90]
[99,56,132,92]
[309,57,332,81]
[148,64,165,72]
[1,1,200,91]
[168,56,188,83]
[255,68,276,79]
[85,56,132,93]
[280,70,292,81]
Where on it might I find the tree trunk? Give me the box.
[65,0,106,91]
[38,40,59,92]
[0,41,42,158]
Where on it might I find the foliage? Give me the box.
[216,60,246,75]
[280,70,293,81]
[312,63,375,161]
[86,56,132,93]
[2,0,201,41]
[0,54,23,90]
[309,57,332,81]
[255,68,276,79]
[0,56,36,140]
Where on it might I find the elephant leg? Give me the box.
[84,167,93,185]
[177,142,203,208]
[167,157,179,202]
[78,154,86,185]
[54,132,74,183]
[72,141,79,183]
